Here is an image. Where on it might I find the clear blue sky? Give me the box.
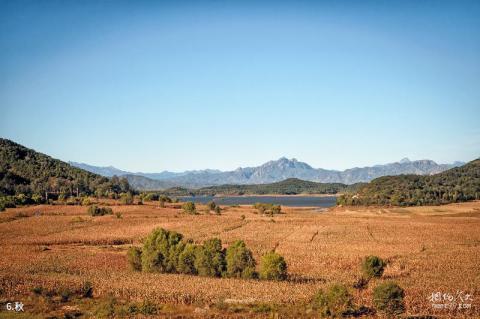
[1,0,479,172]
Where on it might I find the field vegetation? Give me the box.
[0,200,478,317]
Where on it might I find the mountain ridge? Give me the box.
[71,157,464,190]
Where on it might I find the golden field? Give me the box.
[0,200,479,318]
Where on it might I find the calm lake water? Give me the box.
[178,195,337,208]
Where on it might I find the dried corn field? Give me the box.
[0,201,479,318]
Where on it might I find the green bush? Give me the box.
[141,228,184,273]
[214,206,221,215]
[120,193,134,205]
[87,205,113,216]
[362,255,386,278]
[312,283,354,317]
[225,240,257,279]
[127,247,142,271]
[195,238,225,277]
[177,243,197,275]
[31,194,43,204]
[81,197,91,206]
[182,201,196,214]
[159,195,172,203]
[259,251,287,280]
[373,281,405,315]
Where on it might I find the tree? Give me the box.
[259,251,287,280]
[141,228,184,273]
[195,238,225,277]
[312,283,354,317]
[177,243,197,275]
[225,240,257,279]
[361,255,386,278]
[127,247,142,271]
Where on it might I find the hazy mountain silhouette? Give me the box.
[71,157,463,190]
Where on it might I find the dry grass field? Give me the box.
[0,200,479,318]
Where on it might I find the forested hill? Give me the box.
[159,178,365,196]
[0,138,131,197]
[337,158,480,206]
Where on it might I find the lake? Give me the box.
[178,195,337,208]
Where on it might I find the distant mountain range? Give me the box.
[70,157,464,190]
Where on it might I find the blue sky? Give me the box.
[1,0,479,172]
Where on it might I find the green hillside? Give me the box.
[159,178,364,196]
[337,158,480,206]
[0,138,131,199]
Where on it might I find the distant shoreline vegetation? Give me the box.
[154,178,365,197]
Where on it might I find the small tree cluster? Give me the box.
[127,228,287,281]
[87,205,113,216]
[253,203,281,216]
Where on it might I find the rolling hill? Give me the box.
[0,138,131,197]
[337,158,480,206]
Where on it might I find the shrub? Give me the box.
[80,281,93,298]
[143,193,158,201]
[195,238,225,277]
[177,243,197,275]
[214,206,221,215]
[87,205,113,216]
[259,251,287,280]
[253,203,281,215]
[31,194,43,204]
[139,300,158,315]
[127,247,142,271]
[115,212,122,219]
[16,193,33,205]
[373,281,405,315]
[159,195,172,203]
[120,193,134,205]
[32,286,43,295]
[141,228,184,273]
[0,196,16,210]
[225,240,257,279]
[207,201,217,211]
[362,255,386,278]
[312,283,354,317]
[182,201,196,214]
[81,197,91,206]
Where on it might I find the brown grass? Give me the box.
[0,201,479,318]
